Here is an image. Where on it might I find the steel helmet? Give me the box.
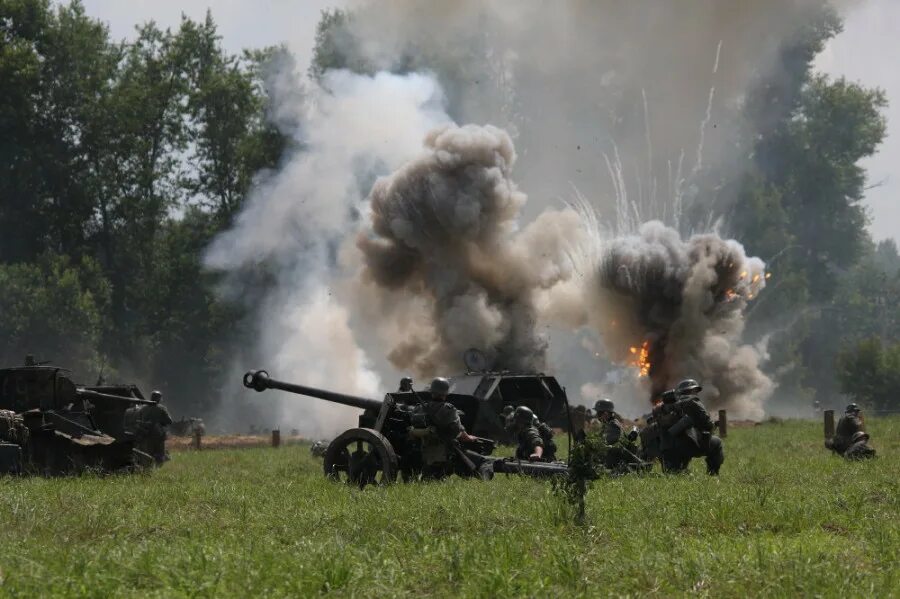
[429,377,450,396]
[594,399,615,413]
[676,379,702,396]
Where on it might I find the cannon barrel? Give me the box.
[75,388,156,405]
[243,370,382,412]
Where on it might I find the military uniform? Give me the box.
[515,425,546,461]
[139,402,173,464]
[659,387,724,475]
[664,395,725,474]
[598,418,645,473]
[827,414,863,455]
[534,420,557,461]
[418,400,465,442]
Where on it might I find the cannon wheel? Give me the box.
[323,428,398,488]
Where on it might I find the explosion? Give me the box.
[587,220,773,419]
[357,123,580,375]
[629,341,651,378]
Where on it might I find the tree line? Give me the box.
[1,1,286,414]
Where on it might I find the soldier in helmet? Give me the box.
[418,377,478,444]
[594,399,644,473]
[826,403,870,457]
[659,379,724,475]
[398,377,414,392]
[594,399,624,445]
[139,390,173,465]
[510,406,546,461]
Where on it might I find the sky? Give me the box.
[79,0,898,245]
[816,0,900,245]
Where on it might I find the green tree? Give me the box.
[837,338,900,413]
[0,1,286,414]
[0,253,110,375]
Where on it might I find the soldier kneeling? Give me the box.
[660,379,724,475]
[511,406,556,462]
[594,399,645,473]
[826,404,876,460]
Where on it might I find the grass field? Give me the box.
[1,418,898,598]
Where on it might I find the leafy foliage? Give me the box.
[837,339,900,414]
[0,1,285,408]
[0,253,109,372]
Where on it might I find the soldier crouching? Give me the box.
[657,379,724,475]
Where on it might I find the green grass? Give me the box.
[1,418,898,598]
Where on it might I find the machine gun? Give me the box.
[243,369,569,487]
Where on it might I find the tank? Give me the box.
[0,356,156,475]
[243,369,569,488]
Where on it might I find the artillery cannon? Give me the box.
[0,356,157,475]
[243,370,569,487]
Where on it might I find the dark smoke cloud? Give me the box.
[357,124,580,375]
[589,220,771,418]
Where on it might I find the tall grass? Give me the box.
[1,418,897,597]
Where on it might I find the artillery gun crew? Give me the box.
[242,369,568,488]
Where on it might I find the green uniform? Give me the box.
[660,396,724,475]
[600,418,645,473]
[515,425,545,460]
[419,400,464,441]
[139,403,173,464]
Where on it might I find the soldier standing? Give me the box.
[398,377,414,392]
[139,391,173,465]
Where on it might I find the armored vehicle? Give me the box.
[0,356,156,475]
[243,369,568,488]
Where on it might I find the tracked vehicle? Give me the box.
[0,356,156,475]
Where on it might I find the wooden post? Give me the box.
[824,410,835,439]
[718,409,728,438]
[272,429,281,448]
[192,429,202,450]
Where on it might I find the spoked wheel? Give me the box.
[323,428,399,489]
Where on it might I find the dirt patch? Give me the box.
[167,435,308,451]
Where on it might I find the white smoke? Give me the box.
[204,69,451,435]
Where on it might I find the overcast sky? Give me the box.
[80,0,898,244]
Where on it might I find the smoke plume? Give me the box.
[357,124,581,375]
[204,69,451,435]
[585,220,772,419]
[203,1,863,430]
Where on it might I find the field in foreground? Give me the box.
[1,418,898,598]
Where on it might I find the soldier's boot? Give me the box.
[705,436,724,475]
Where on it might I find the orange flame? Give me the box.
[628,340,651,377]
